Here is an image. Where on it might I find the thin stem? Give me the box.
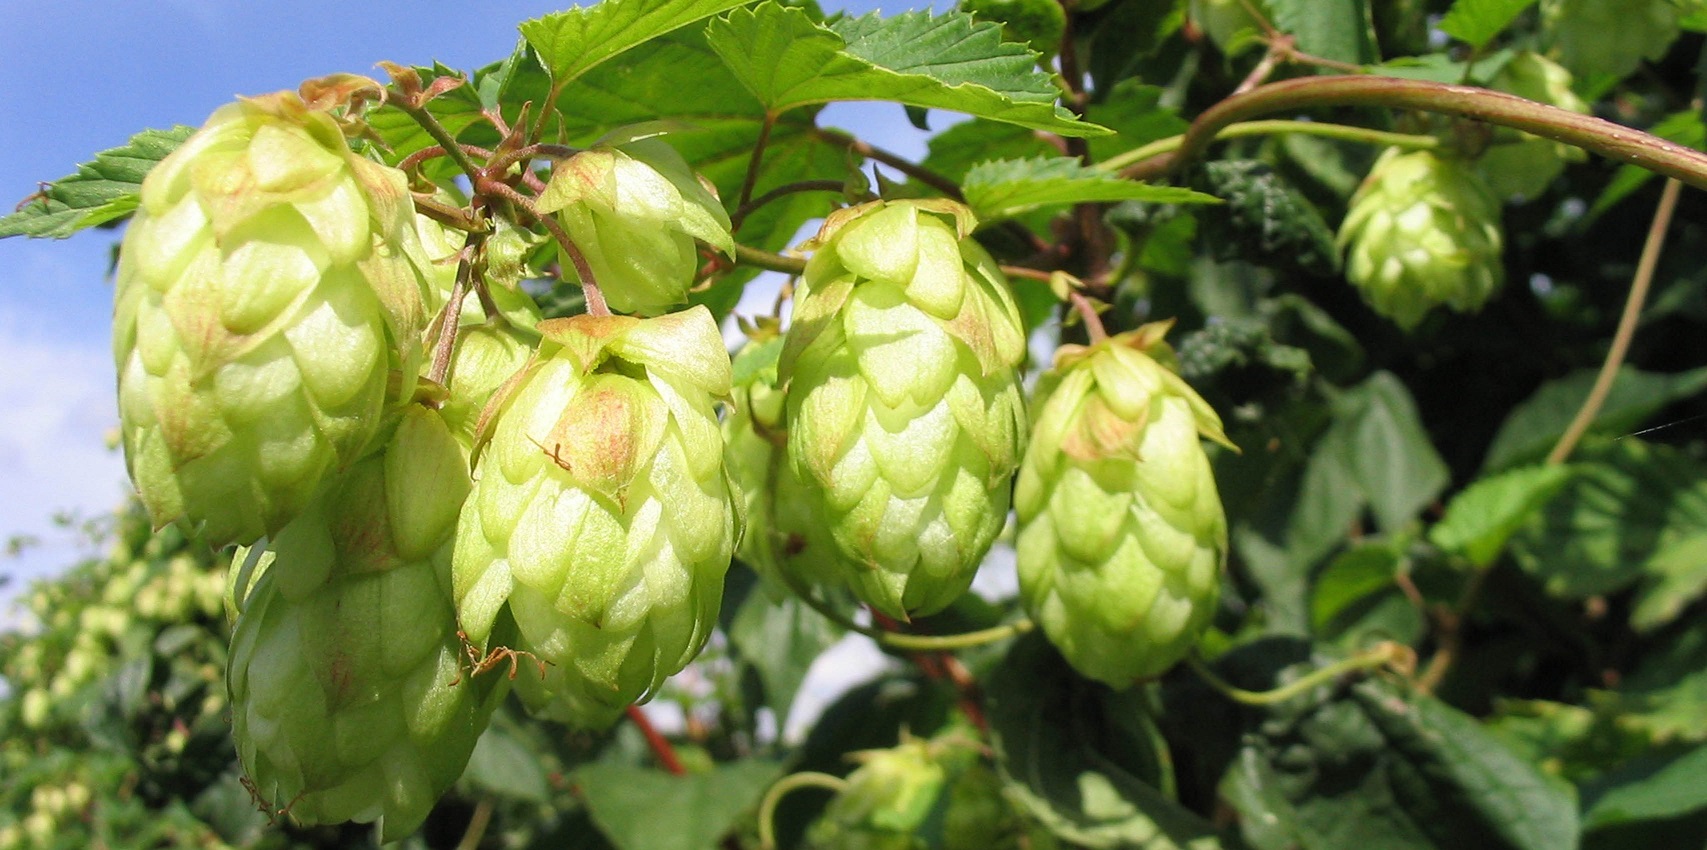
[454,799,495,850]
[1099,119,1441,173]
[1069,291,1109,343]
[780,571,1034,651]
[1000,264,1054,283]
[392,100,486,184]
[1187,644,1403,706]
[1118,75,1707,189]
[1547,177,1682,465]
[813,128,965,199]
[411,193,489,233]
[733,180,846,233]
[400,144,498,175]
[739,113,778,209]
[735,243,808,276]
[626,705,687,776]
[757,772,848,850]
[486,142,580,175]
[483,180,612,316]
[427,256,472,386]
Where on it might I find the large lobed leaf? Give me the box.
[705,2,1105,135]
[1437,0,1537,51]
[962,156,1218,222]
[520,0,753,87]
[0,126,192,239]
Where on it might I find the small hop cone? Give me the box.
[1542,0,1678,82]
[452,307,740,728]
[227,407,500,841]
[114,91,433,546]
[1480,52,1591,200]
[781,200,1028,620]
[806,737,948,850]
[723,338,845,589]
[535,135,733,316]
[1015,323,1231,685]
[1338,148,1504,330]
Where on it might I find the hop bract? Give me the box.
[1480,52,1590,200]
[724,336,846,589]
[536,135,733,316]
[806,737,948,850]
[452,307,740,728]
[227,407,500,841]
[1337,148,1504,330]
[113,91,432,547]
[781,200,1027,620]
[1015,323,1230,685]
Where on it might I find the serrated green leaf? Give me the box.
[1267,0,1377,65]
[987,635,1226,850]
[576,759,785,850]
[1482,366,1707,471]
[1430,465,1574,568]
[520,0,751,86]
[1633,533,1707,631]
[962,156,1216,222]
[1337,372,1451,533]
[704,4,1105,135]
[921,119,1055,183]
[1084,80,1190,164]
[1582,745,1707,830]
[1509,440,1707,600]
[0,126,193,239]
[1310,541,1425,647]
[1438,0,1536,50]
[463,725,552,803]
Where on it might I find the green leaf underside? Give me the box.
[520,0,752,87]
[1482,365,1707,471]
[1438,0,1537,51]
[576,759,784,850]
[705,3,1105,136]
[963,157,1218,221]
[0,126,194,239]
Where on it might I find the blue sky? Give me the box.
[0,1,939,606]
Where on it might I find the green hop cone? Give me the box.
[724,335,846,590]
[227,406,501,841]
[535,134,733,316]
[1337,148,1504,330]
[1015,323,1231,685]
[438,320,538,444]
[781,200,1028,620]
[114,90,433,547]
[1479,52,1590,200]
[806,737,948,850]
[1542,0,1678,83]
[452,307,741,728]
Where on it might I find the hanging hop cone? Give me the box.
[114,91,433,547]
[723,335,846,589]
[780,200,1028,620]
[1015,323,1231,685]
[226,406,502,842]
[1478,52,1590,201]
[535,134,734,316]
[1337,148,1504,330]
[452,307,741,728]
[806,737,949,850]
[1541,0,1678,82]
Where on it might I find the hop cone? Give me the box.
[452,307,740,728]
[806,738,948,850]
[1542,0,1678,82]
[723,336,845,589]
[1480,52,1590,200]
[1337,148,1504,330]
[114,91,432,547]
[781,200,1027,620]
[1015,323,1230,685]
[535,136,733,316]
[227,406,500,841]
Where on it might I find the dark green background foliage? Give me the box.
[5,0,1707,846]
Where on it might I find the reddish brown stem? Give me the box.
[626,705,687,776]
[870,611,990,734]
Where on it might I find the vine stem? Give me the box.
[739,112,778,210]
[812,128,965,199]
[1119,76,1707,190]
[392,99,486,185]
[454,799,495,850]
[732,180,847,233]
[626,705,687,776]
[757,772,848,850]
[482,180,612,317]
[1186,643,1405,706]
[735,243,808,276]
[782,571,1035,652]
[1098,119,1440,173]
[1545,177,1683,465]
[1068,291,1109,343]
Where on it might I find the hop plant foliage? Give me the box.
[113,90,433,547]
[780,200,1028,620]
[1337,148,1505,329]
[1015,323,1231,685]
[1479,51,1590,200]
[452,307,740,728]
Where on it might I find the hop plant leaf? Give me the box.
[113,91,435,547]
